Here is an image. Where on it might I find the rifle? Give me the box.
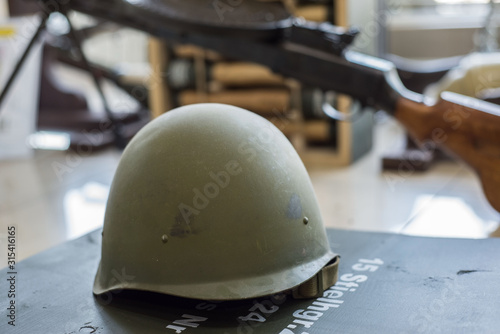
[17,0,500,211]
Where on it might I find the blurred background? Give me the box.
[0,0,499,267]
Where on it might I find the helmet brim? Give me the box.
[93,250,337,301]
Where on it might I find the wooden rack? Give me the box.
[148,0,373,166]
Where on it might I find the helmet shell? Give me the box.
[94,103,335,300]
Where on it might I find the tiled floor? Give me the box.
[1,114,499,268]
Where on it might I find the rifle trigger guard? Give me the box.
[322,101,359,122]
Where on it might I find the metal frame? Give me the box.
[0,6,126,148]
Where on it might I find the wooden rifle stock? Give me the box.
[395,92,500,212]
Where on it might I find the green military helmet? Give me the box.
[93,103,339,300]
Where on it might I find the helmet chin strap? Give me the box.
[292,255,340,299]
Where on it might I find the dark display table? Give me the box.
[2,228,499,333]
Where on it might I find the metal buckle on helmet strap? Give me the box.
[292,255,340,299]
